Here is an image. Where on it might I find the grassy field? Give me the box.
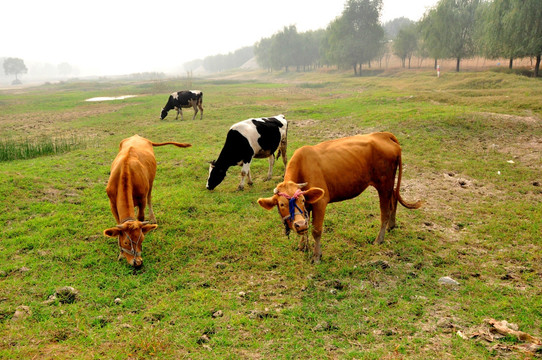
[0,69,541,359]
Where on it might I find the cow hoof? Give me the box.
[237,186,245,191]
[311,256,321,264]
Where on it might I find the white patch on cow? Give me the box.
[231,119,264,154]
[171,92,179,99]
[231,115,287,156]
[190,90,201,95]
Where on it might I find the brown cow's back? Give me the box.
[107,135,158,222]
[284,132,401,203]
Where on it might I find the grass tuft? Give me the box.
[0,135,84,162]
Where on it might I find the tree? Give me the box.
[509,0,542,77]
[475,0,541,76]
[323,0,385,75]
[419,7,445,69]
[393,24,418,68]
[271,25,301,72]
[476,0,519,68]
[254,37,273,72]
[383,17,415,40]
[3,57,27,83]
[422,0,481,72]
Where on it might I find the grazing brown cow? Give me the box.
[103,134,191,267]
[257,132,422,263]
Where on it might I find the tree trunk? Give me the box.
[353,64,357,76]
[535,55,541,78]
[456,57,461,72]
[434,58,438,69]
[509,57,514,69]
[408,56,412,69]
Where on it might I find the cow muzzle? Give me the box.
[294,219,308,234]
[131,256,143,268]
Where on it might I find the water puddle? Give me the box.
[85,95,137,102]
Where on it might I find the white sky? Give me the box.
[1,0,438,77]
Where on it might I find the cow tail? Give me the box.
[396,153,422,209]
[151,142,192,148]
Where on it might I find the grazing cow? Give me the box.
[257,132,422,263]
[207,115,288,191]
[160,90,203,120]
[103,134,191,267]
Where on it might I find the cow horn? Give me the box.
[297,182,308,188]
[141,221,150,225]
[273,188,279,194]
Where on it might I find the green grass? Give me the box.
[0,135,85,162]
[0,69,541,359]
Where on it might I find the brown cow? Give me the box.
[257,132,422,263]
[103,134,191,267]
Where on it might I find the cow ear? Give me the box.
[142,224,158,234]
[257,196,277,210]
[104,228,121,238]
[304,187,325,204]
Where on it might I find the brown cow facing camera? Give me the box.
[103,134,191,267]
[258,132,422,263]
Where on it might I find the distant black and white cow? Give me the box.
[160,90,203,120]
[207,115,288,191]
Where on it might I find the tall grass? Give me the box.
[0,135,83,162]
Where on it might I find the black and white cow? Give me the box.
[160,90,203,120]
[207,115,288,191]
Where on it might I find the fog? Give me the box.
[1,0,438,83]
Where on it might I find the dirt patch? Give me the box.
[476,112,542,169]
[0,104,128,137]
[479,111,541,125]
[492,136,542,169]
[402,167,504,243]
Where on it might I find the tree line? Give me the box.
[188,0,541,77]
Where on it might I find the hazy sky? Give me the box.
[2,0,438,77]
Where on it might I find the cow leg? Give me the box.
[310,203,327,263]
[174,107,180,120]
[280,139,288,167]
[265,155,275,181]
[192,104,197,120]
[147,188,156,224]
[375,189,393,244]
[388,191,398,231]
[137,199,146,222]
[238,162,252,191]
[198,103,203,119]
[247,169,253,186]
[180,108,184,120]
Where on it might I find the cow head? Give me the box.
[103,220,158,268]
[206,160,227,190]
[257,181,324,235]
[160,108,168,120]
